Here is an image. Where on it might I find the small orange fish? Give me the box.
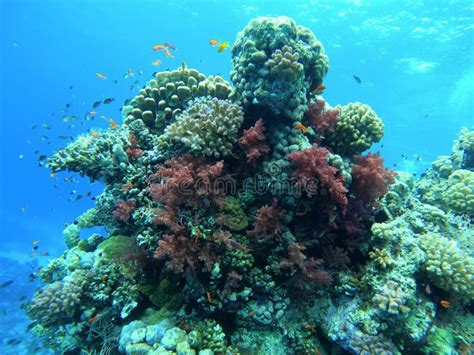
[209,39,218,46]
[108,119,119,128]
[29,253,37,257]
[294,124,310,133]
[152,60,162,67]
[89,111,98,116]
[50,173,57,178]
[96,73,107,80]
[40,251,49,256]
[305,324,317,334]
[152,44,166,51]
[440,300,450,308]
[91,130,100,138]
[88,316,97,323]
[32,240,40,245]
[164,49,174,59]
[101,274,107,281]
[425,284,432,295]
[248,310,256,317]
[311,84,326,95]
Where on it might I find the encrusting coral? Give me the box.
[26,15,472,355]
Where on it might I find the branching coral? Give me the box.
[351,153,396,205]
[324,102,384,156]
[113,200,137,222]
[247,199,286,240]
[158,97,244,158]
[420,233,474,298]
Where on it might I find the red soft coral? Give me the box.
[305,99,339,135]
[126,134,142,159]
[154,234,199,274]
[112,200,136,222]
[247,199,285,240]
[351,153,396,204]
[288,144,348,209]
[148,155,226,210]
[239,119,270,162]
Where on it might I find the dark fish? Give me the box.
[0,280,14,288]
[59,135,73,140]
[32,245,38,250]
[5,338,22,346]
[129,85,135,91]
[124,98,131,105]
[87,192,92,197]
[76,194,84,201]
[134,79,140,84]
[69,85,73,89]
[34,150,40,154]
[31,125,37,129]
[42,123,51,130]
[19,296,27,301]
[38,155,47,161]
[65,103,71,108]
[353,74,362,84]
[93,101,102,109]
[164,41,176,50]
[424,114,429,118]
[113,80,118,84]
[103,97,114,104]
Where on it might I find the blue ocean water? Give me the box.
[0,0,472,352]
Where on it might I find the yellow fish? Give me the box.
[152,60,162,67]
[216,41,230,53]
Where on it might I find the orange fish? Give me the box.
[311,84,326,95]
[108,119,119,128]
[295,207,308,217]
[89,111,98,116]
[425,284,432,295]
[152,44,166,51]
[248,310,256,317]
[96,73,107,80]
[294,124,310,133]
[305,324,317,334]
[209,39,218,46]
[50,173,57,178]
[88,316,97,324]
[440,300,450,308]
[32,240,40,245]
[101,274,107,281]
[164,49,174,59]
[40,251,49,256]
[91,131,100,138]
[152,60,162,67]
[206,291,216,304]
[29,253,37,257]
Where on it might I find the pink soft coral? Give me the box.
[126,134,142,159]
[305,99,339,135]
[351,153,396,204]
[239,119,270,162]
[112,200,136,222]
[288,144,348,209]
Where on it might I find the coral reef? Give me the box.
[26,16,472,355]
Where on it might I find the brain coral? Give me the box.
[324,102,384,156]
[158,96,244,158]
[123,64,234,131]
[231,16,329,120]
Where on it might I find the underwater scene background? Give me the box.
[0,0,473,354]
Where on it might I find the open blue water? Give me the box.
[0,0,472,353]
